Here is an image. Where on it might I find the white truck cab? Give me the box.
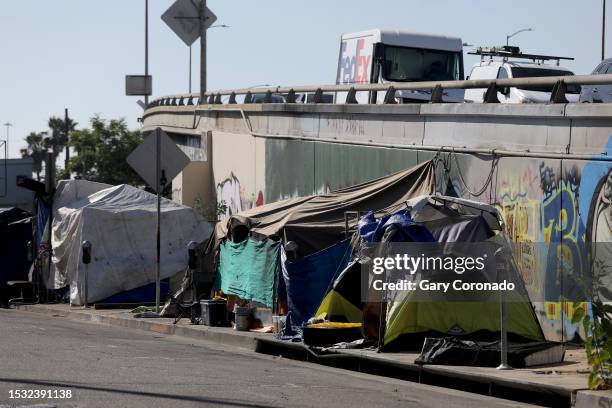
[336,29,464,103]
[465,47,580,104]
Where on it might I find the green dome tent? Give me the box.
[315,195,545,351]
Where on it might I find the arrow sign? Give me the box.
[127,128,190,192]
[162,0,217,46]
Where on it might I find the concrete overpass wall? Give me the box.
[143,102,612,342]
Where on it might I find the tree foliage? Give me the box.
[48,116,77,156]
[20,132,46,180]
[572,256,612,390]
[68,116,144,186]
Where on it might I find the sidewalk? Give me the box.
[14,303,612,408]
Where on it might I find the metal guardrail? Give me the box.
[146,74,612,107]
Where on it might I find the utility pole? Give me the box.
[604,0,607,61]
[64,108,70,175]
[3,122,11,159]
[200,0,207,101]
[145,0,149,107]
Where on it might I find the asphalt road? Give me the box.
[0,309,536,408]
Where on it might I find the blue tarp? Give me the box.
[358,210,435,243]
[283,239,351,325]
[98,279,170,304]
[36,198,49,246]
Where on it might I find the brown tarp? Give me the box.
[212,160,436,257]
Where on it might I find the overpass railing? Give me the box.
[146,74,612,108]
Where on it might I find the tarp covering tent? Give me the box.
[49,180,212,306]
[212,160,435,258]
[314,195,546,350]
[216,238,280,308]
[282,239,351,325]
[210,161,435,311]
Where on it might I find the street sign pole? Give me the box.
[200,0,207,100]
[155,129,161,313]
[145,0,149,107]
[127,128,190,316]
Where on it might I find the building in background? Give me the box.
[0,158,35,212]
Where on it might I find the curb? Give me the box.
[16,304,261,351]
[574,389,612,408]
[15,304,608,408]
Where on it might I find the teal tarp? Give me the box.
[216,238,280,307]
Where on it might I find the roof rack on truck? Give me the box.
[468,46,574,66]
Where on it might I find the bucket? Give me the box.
[272,315,280,333]
[234,306,251,331]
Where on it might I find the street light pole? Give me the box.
[506,28,534,46]
[189,25,228,95]
[200,0,207,101]
[603,0,607,61]
[3,122,11,159]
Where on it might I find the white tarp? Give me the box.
[49,180,212,305]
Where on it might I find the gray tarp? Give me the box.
[49,180,212,305]
[212,160,436,257]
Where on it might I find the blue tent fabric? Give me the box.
[98,279,170,304]
[359,210,435,243]
[283,239,351,326]
[36,198,49,246]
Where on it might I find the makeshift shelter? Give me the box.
[281,239,351,325]
[213,160,435,258]
[315,195,546,351]
[49,180,212,306]
[211,161,435,309]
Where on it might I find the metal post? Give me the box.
[200,0,207,100]
[496,248,512,370]
[144,0,149,107]
[189,46,192,94]
[82,241,92,308]
[3,122,11,159]
[84,264,89,308]
[64,108,70,175]
[604,0,607,61]
[45,150,55,293]
[155,129,161,313]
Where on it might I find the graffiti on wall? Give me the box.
[490,146,612,341]
[216,173,264,219]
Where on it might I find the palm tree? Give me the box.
[48,115,77,171]
[20,132,45,180]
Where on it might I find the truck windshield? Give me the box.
[382,45,462,82]
[510,67,581,94]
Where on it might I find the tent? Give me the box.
[315,195,545,350]
[212,160,435,258]
[49,180,212,306]
[281,239,351,325]
[211,161,435,308]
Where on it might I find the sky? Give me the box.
[0,0,607,159]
